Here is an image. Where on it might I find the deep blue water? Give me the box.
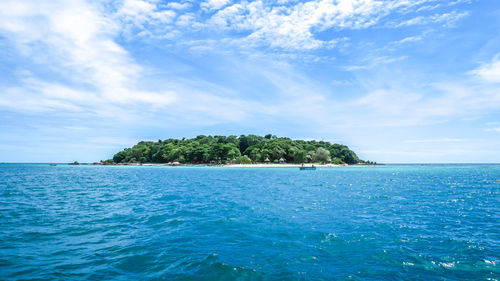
[0,164,499,280]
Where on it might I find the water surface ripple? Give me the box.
[0,164,499,280]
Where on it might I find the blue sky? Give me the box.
[1,0,500,163]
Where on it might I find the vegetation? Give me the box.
[109,134,369,165]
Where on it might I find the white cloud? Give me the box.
[344,55,407,71]
[197,0,468,50]
[176,13,197,27]
[0,0,274,126]
[393,35,423,45]
[304,71,500,130]
[208,0,392,50]
[416,4,441,12]
[394,11,468,27]
[117,0,176,26]
[27,0,467,52]
[166,2,191,10]
[404,138,466,143]
[0,0,178,118]
[471,55,500,83]
[115,0,177,39]
[485,127,500,132]
[201,0,232,11]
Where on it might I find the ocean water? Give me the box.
[0,164,498,280]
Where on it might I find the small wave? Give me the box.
[484,260,498,266]
[440,262,456,268]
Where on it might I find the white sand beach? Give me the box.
[95,163,352,167]
[222,163,348,168]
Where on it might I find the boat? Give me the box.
[299,165,316,170]
[49,164,57,166]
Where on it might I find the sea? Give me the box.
[0,163,498,280]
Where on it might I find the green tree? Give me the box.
[248,148,261,162]
[331,157,344,164]
[113,150,127,163]
[340,148,359,164]
[313,147,331,163]
[235,155,252,164]
[294,150,307,163]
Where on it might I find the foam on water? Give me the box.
[0,163,499,280]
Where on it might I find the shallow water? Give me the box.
[0,164,499,280]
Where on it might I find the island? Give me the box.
[98,134,376,166]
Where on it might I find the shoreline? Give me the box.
[91,162,357,167]
[221,163,348,168]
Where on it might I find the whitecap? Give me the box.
[440,262,455,268]
[484,260,497,266]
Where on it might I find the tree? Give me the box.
[235,155,252,164]
[294,150,307,163]
[340,148,359,164]
[287,146,298,162]
[239,135,250,153]
[313,147,330,163]
[225,145,241,160]
[331,157,344,164]
[113,150,127,163]
[247,148,262,162]
[271,147,285,160]
[260,148,272,161]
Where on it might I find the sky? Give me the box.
[0,0,499,163]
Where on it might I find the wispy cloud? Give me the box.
[394,11,468,28]
[404,138,467,143]
[96,0,468,51]
[201,0,232,11]
[165,2,191,11]
[416,4,442,12]
[471,55,500,83]
[344,55,407,71]
[204,0,449,50]
[0,0,177,117]
[117,0,177,26]
[392,35,423,45]
[484,127,500,132]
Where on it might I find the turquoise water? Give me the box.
[0,164,499,280]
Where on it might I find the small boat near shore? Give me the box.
[299,165,316,170]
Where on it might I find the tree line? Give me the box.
[109,134,367,164]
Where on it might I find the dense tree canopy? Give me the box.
[109,134,365,164]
